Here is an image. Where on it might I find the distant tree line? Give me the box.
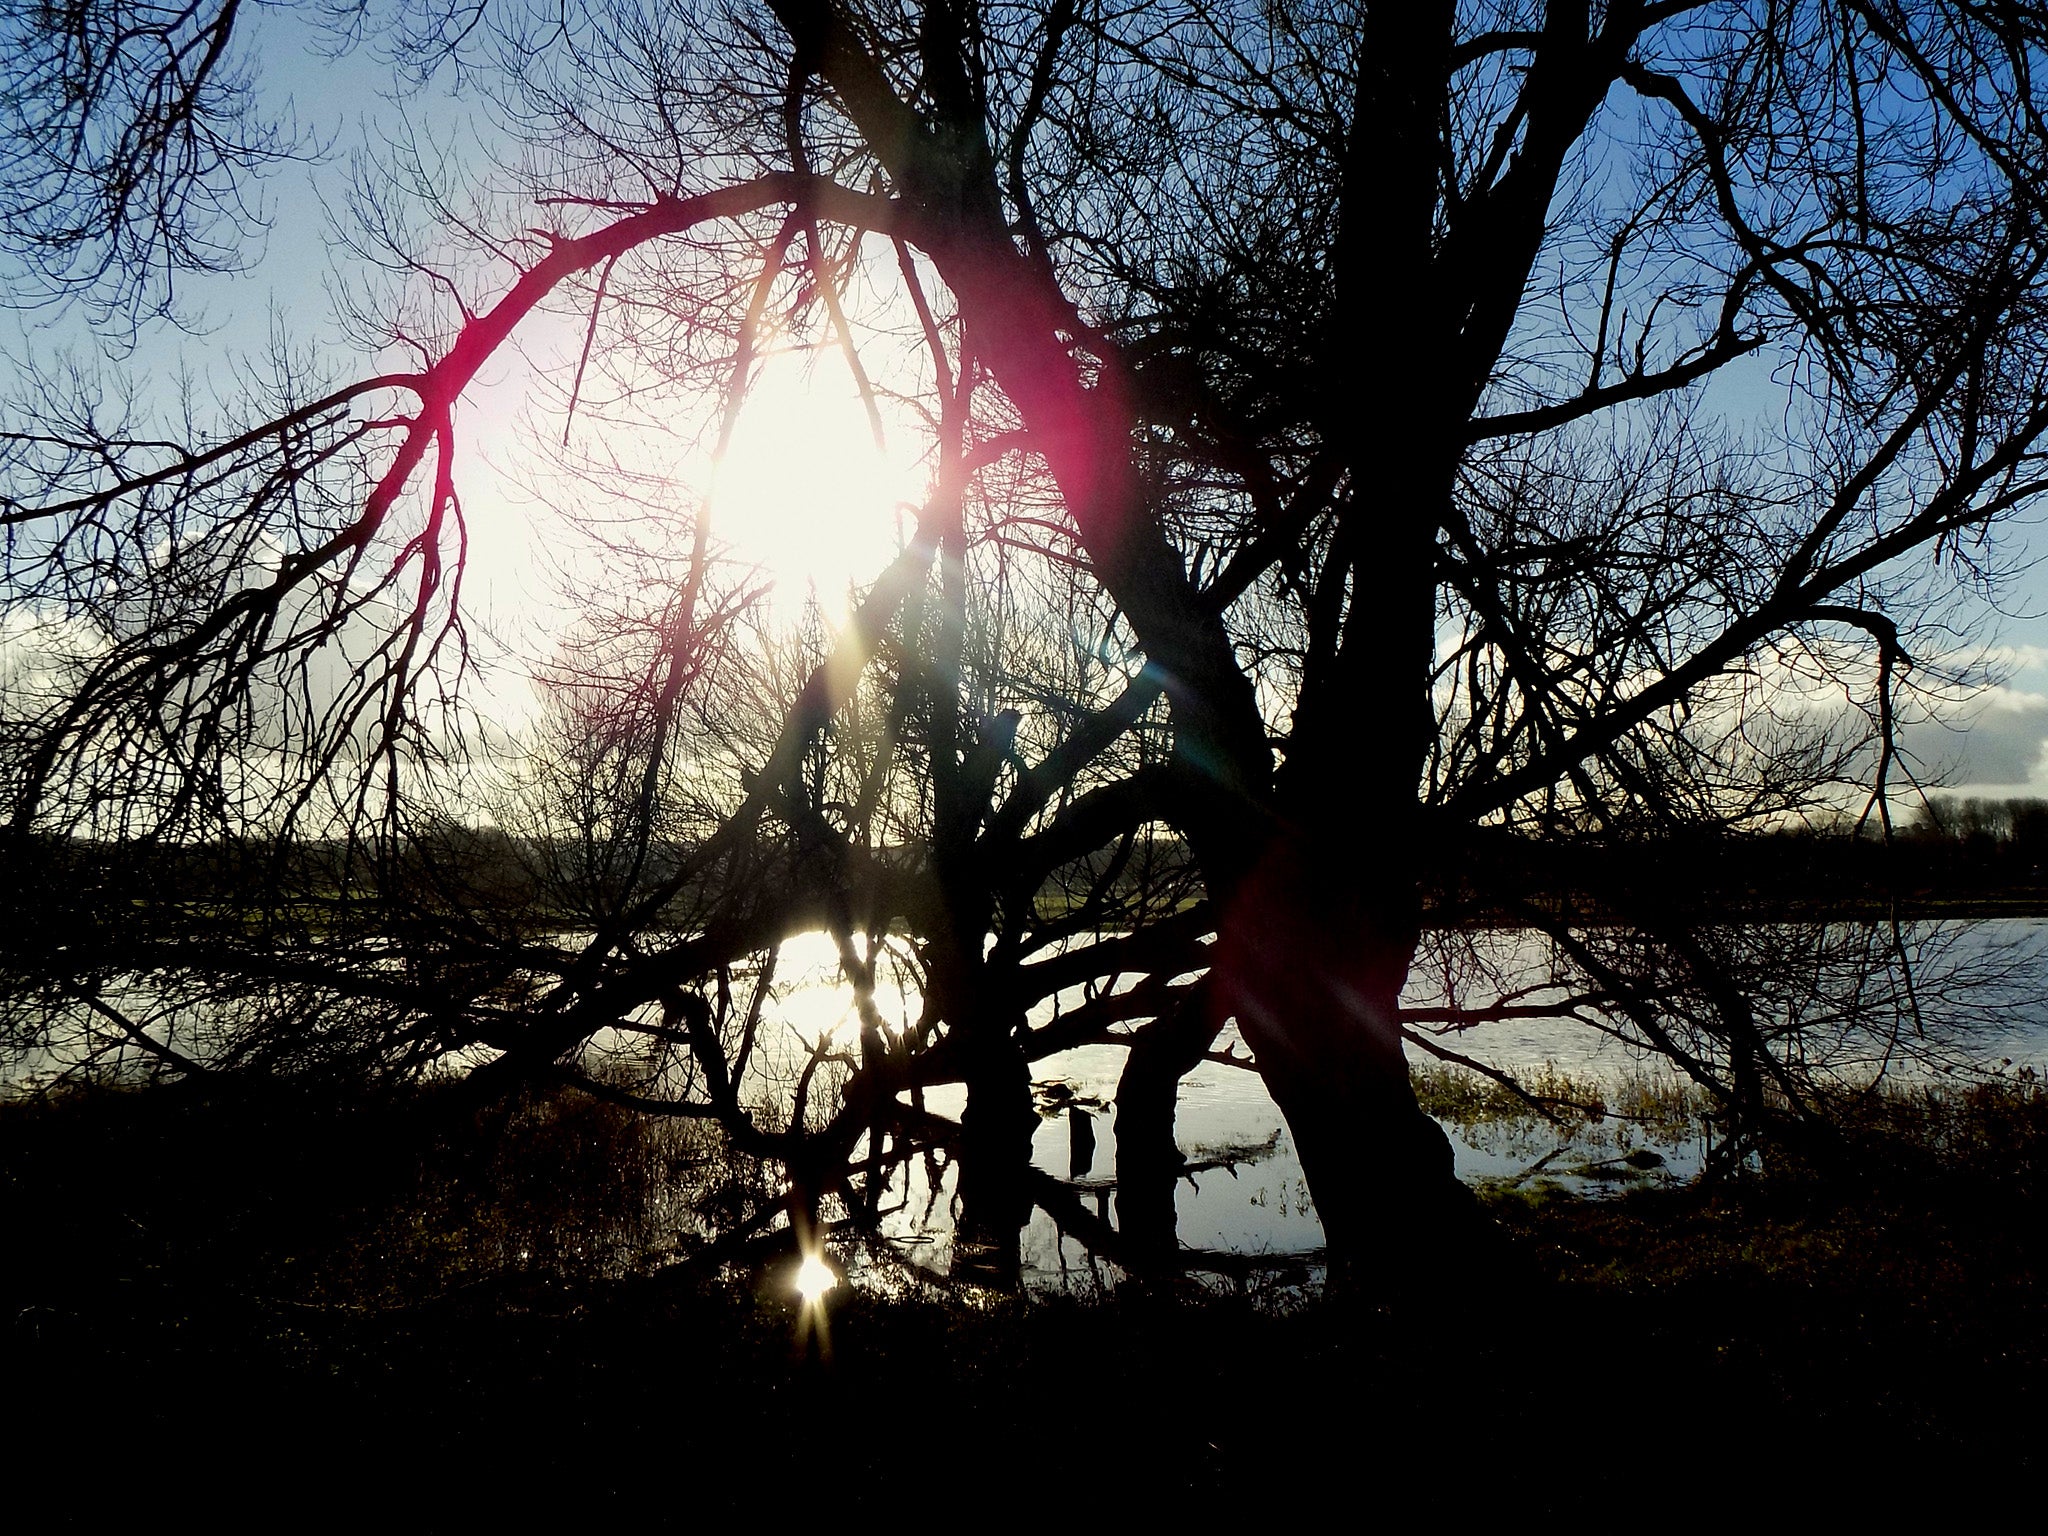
[1907,797,2048,855]
[22,800,2048,949]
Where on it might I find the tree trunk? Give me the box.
[949,1006,1037,1289]
[1213,830,1489,1296]
[1113,994,1220,1265]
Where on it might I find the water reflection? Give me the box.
[16,921,2048,1293]
[841,1030,1688,1294]
[804,918,2048,1291]
[1067,1105,1096,1178]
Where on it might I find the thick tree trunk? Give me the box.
[1112,995,1221,1264]
[1213,831,1488,1296]
[949,1006,1037,1289]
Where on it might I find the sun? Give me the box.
[711,354,924,623]
[794,1250,839,1304]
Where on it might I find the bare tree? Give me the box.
[1,0,305,327]
[10,1,2048,1292]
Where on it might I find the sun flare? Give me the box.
[712,357,922,622]
[794,1251,839,1304]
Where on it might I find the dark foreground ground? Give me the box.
[4,1083,2043,1525]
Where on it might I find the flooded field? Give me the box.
[13,919,2048,1291]
[743,920,2048,1289]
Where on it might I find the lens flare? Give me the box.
[794,1252,838,1304]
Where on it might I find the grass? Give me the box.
[1412,1059,1716,1190]
[1413,1058,1712,1136]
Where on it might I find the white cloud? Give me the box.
[1972,643,2048,673]
[1900,685,2048,790]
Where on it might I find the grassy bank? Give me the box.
[4,1079,2044,1521]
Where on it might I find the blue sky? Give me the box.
[13,10,2048,806]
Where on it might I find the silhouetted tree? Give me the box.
[10,1,2048,1291]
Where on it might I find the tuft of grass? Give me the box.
[1412,1058,1713,1136]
